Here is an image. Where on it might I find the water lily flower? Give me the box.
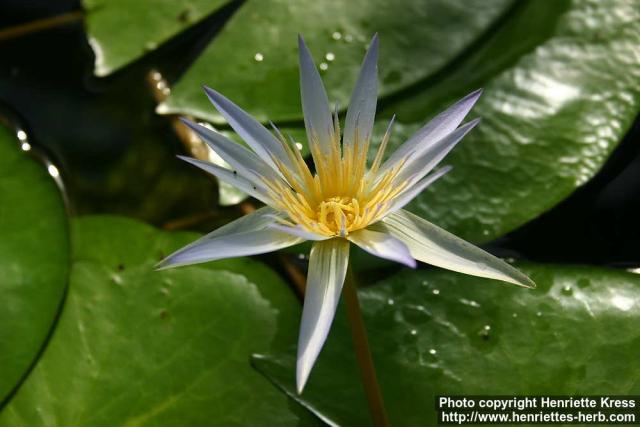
[158,34,534,393]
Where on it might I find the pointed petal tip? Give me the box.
[178,116,191,125]
[178,117,199,133]
[296,358,310,395]
[457,88,483,108]
[201,85,217,99]
[369,33,379,49]
[505,271,536,289]
[523,277,537,289]
[154,250,188,271]
[202,86,233,113]
[467,88,483,100]
[154,256,194,271]
[466,117,482,128]
[202,85,223,103]
[297,34,308,51]
[405,257,418,269]
[154,259,171,271]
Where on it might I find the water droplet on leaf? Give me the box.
[47,165,59,178]
[478,324,491,340]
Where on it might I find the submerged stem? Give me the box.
[343,265,390,427]
[0,11,83,42]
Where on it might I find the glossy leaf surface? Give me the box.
[255,264,640,426]
[0,216,320,426]
[0,125,69,403]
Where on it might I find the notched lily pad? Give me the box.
[84,0,230,76]
[254,264,640,426]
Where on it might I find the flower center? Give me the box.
[315,196,360,236]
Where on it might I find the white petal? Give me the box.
[177,155,274,206]
[297,239,349,393]
[348,228,415,268]
[379,89,482,174]
[344,34,378,150]
[268,223,329,241]
[298,35,334,154]
[394,118,479,184]
[203,86,293,174]
[385,166,451,215]
[380,210,535,288]
[181,118,284,186]
[157,207,302,269]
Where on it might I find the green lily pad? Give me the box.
[254,264,640,426]
[83,0,230,76]
[158,0,515,123]
[0,216,321,426]
[0,124,69,403]
[373,0,640,242]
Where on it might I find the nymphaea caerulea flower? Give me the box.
[158,34,534,393]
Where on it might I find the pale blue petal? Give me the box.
[203,86,293,173]
[268,223,329,241]
[344,34,378,150]
[177,155,274,206]
[380,89,482,174]
[394,118,480,183]
[157,207,301,269]
[386,166,451,214]
[298,35,334,155]
[181,118,284,185]
[297,239,349,393]
[381,210,535,288]
[348,228,415,268]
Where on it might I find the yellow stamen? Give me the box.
[263,115,406,238]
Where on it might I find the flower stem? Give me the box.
[343,265,390,427]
